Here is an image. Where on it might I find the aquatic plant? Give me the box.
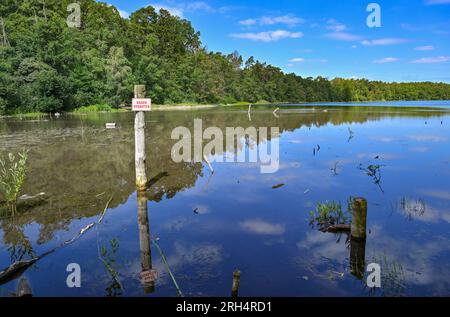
[359,163,384,192]
[99,238,123,297]
[0,150,29,215]
[72,104,117,113]
[348,127,355,142]
[309,197,353,231]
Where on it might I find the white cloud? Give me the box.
[106,4,129,19]
[148,1,215,18]
[324,19,363,42]
[218,5,243,14]
[239,14,304,27]
[326,19,347,32]
[361,38,409,46]
[325,32,363,41]
[407,134,448,141]
[289,57,328,63]
[240,219,285,235]
[373,57,399,64]
[186,1,215,12]
[239,18,257,26]
[412,56,450,64]
[118,9,130,19]
[151,4,184,17]
[415,45,435,51]
[289,58,306,62]
[425,0,450,5]
[260,15,304,26]
[230,30,304,42]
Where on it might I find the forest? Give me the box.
[1,0,450,115]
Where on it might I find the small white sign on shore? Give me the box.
[132,98,152,111]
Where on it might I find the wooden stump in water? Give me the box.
[350,197,367,279]
[351,197,367,240]
[134,85,148,191]
[231,270,241,297]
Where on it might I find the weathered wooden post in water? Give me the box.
[350,197,367,279]
[133,85,152,191]
[351,197,367,240]
[133,85,156,292]
[138,191,156,293]
[231,270,241,297]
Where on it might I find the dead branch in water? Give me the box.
[0,196,113,285]
[98,196,114,224]
[152,238,184,297]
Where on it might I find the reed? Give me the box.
[0,150,29,216]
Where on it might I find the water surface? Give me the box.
[1,103,450,297]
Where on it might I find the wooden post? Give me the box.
[231,270,241,297]
[350,238,366,280]
[135,85,148,191]
[351,197,367,240]
[350,197,367,280]
[138,191,155,294]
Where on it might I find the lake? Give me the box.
[1,102,450,297]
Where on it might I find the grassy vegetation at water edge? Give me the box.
[71,104,128,113]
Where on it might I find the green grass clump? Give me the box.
[309,197,353,230]
[7,112,47,119]
[72,104,124,113]
[0,150,29,216]
[226,101,252,106]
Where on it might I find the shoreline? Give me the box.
[2,100,450,118]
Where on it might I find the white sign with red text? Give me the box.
[132,98,152,111]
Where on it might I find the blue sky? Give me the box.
[103,0,450,83]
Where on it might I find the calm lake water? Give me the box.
[1,102,450,297]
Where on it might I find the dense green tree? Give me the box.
[0,0,449,115]
[106,46,133,108]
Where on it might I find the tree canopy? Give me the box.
[1,0,449,114]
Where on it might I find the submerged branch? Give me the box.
[0,196,113,285]
[98,196,113,224]
[98,256,123,291]
[152,238,184,297]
